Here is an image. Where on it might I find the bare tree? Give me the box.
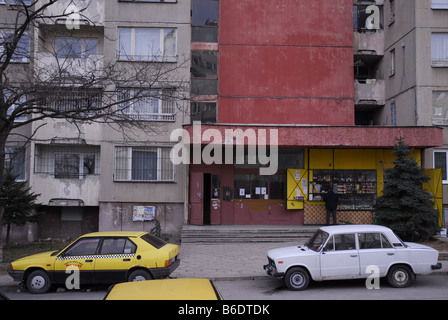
[0,0,189,260]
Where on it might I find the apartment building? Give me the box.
[187,0,442,227]
[1,0,190,242]
[2,0,446,243]
[354,0,448,224]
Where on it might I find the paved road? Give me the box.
[2,274,448,300]
[216,275,448,300]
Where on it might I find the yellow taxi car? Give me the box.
[8,231,180,294]
[104,278,222,300]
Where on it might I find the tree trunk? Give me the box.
[5,223,10,249]
[0,135,8,262]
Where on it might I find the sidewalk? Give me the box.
[170,242,448,280]
[1,241,447,288]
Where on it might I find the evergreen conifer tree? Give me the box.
[375,137,439,241]
[0,174,42,247]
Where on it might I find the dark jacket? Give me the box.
[323,190,339,210]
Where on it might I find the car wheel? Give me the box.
[387,265,415,288]
[128,269,152,282]
[26,270,51,294]
[285,267,310,291]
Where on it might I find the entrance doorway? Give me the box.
[203,173,211,225]
[190,172,221,225]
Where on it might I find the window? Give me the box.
[191,50,218,96]
[191,102,217,123]
[306,230,329,252]
[234,174,285,200]
[34,145,100,179]
[432,34,448,67]
[141,233,167,249]
[56,38,98,58]
[118,28,176,62]
[432,91,448,125]
[326,234,356,251]
[432,0,448,9]
[277,149,304,170]
[353,5,383,31]
[191,51,218,78]
[310,170,377,210]
[114,146,174,182]
[434,150,448,183]
[63,238,100,256]
[390,49,396,76]
[118,89,175,121]
[0,30,30,63]
[5,146,26,181]
[0,0,31,5]
[389,0,395,24]
[54,153,97,179]
[390,101,397,126]
[4,90,28,122]
[99,238,137,255]
[358,233,393,249]
[192,0,218,42]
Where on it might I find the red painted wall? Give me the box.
[218,0,355,125]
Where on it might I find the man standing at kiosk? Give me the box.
[323,185,339,225]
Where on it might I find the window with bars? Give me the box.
[118,89,175,121]
[37,88,103,114]
[114,146,174,182]
[34,144,100,179]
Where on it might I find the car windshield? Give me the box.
[305,230,329,252]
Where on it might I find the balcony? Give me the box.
[32,143,101,206]
[36,0,105,26]
[354,30,384,57]
[35,52,104,81]
[354,79,385,107]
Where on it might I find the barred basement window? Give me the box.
[114,146,174,182]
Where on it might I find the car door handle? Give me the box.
[350,255,358,258]
[123,259,131,262]
[85,259,93,263]
[387,253,395,256]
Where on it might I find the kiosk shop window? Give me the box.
[309,170,377,210]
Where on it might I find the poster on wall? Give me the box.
[132,206,156,221]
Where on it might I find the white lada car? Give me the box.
[264,225,442,290]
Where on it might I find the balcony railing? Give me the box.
[354,30,384,56]
[354,79,385,106]
[35,52,104,80]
